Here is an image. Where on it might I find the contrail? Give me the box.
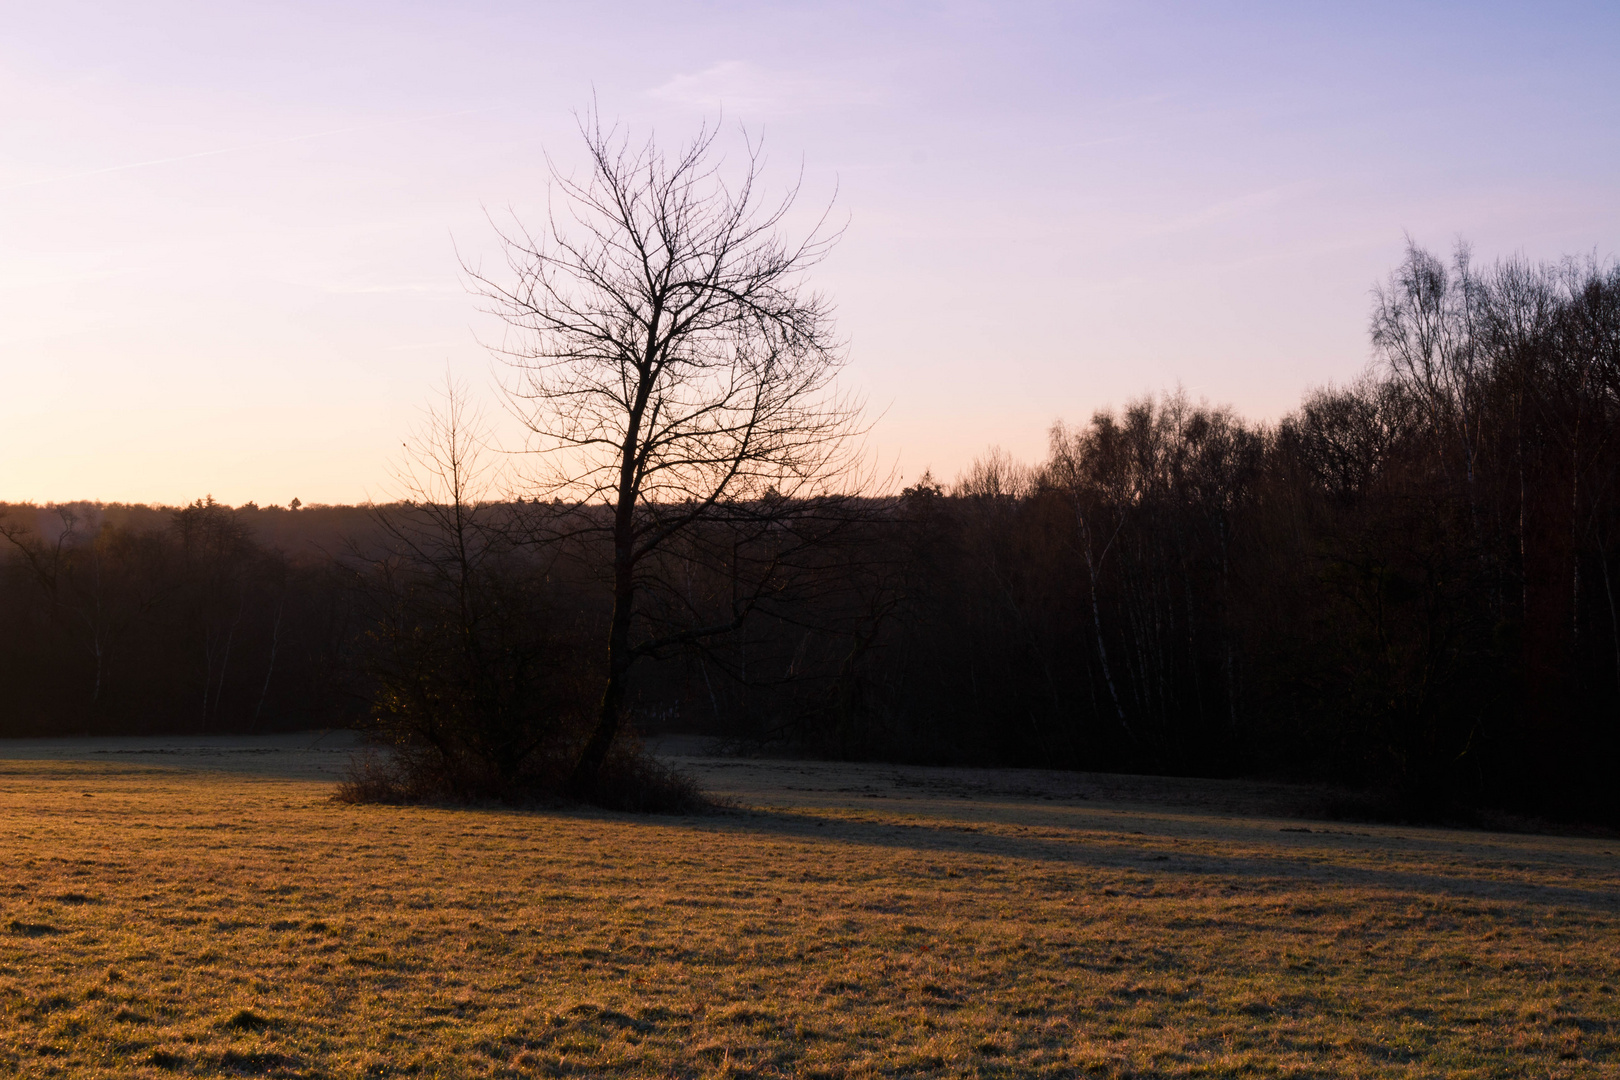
[0,106,500,194]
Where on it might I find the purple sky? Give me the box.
[3,1,1617,504]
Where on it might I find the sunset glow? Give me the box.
[2,1,1616,504]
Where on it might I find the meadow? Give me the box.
[0,738,1615,1078]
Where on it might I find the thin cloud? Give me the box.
[0,107,500,194]
[381,340,474,353]
[323,282,462,296]
[648,61,878,116]
[1142,183,1317,238]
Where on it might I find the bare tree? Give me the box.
[465,113,867,794]
[1371,239,1490,492]
[0,507,110,704]
[353,378,594,797]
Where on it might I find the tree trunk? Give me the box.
[570,404,647,795]
[571,570,633,795]
[252,595,284,730]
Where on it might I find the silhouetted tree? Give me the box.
[3,237,1617,825]
[350,381,611,800]
[465,113,868,796]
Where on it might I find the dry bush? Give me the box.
[332,748,439,805]
[590,738,710,814]
[336,734,709,814]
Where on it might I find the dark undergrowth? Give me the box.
[333,738,710,815]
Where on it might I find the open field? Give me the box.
[1,738,1617,1078]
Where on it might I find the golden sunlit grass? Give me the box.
[0,748,1616,1078]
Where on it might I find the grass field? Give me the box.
[0,738,1616,1078]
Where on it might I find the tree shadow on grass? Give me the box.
[695,803,1620,914]
[483,793,1620,917]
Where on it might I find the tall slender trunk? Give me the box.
[1571,387,1583,648]
[200,637,213,735]
[200,612,222,734]
[572,552,634,793]
[89,550,104,704]
[214,625,234,723]
[1519,385,1530,639]
[1600,549,1620,700]
[1077,507,1131,743]
[570,306,662,796]
[253,596,284,730]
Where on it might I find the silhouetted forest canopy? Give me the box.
[3,242,1617,822]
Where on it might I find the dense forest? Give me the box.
[2,242,1617,822]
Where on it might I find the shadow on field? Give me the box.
[687,803,1620,915]
[3,732,1614,917]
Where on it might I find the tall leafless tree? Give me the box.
[465,113,867,793]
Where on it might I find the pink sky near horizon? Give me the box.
[2,1,1617,506]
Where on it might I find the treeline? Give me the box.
[2,242,1616,821]
[0,500,367,734]
[649,242,1620,822]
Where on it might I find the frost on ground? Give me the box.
[0,736,1615,1078]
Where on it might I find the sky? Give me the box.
[2,0,1617,505]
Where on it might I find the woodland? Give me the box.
[2,241,1617,824]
